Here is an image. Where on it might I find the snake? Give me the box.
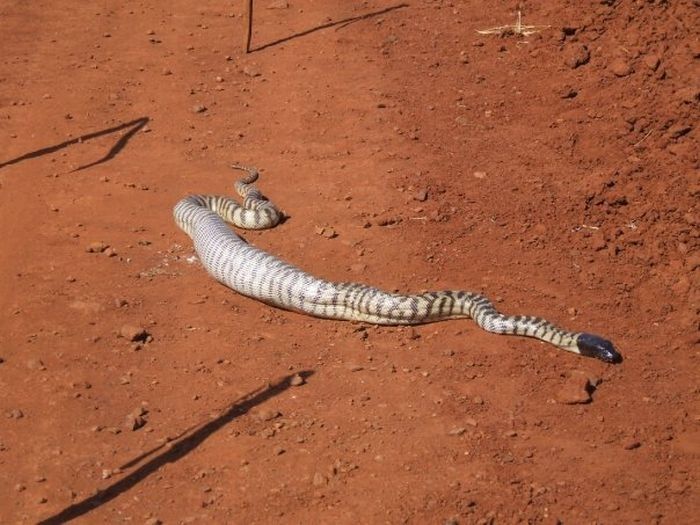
[173,165,621,363]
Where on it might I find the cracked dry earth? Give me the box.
[0,1,698,524]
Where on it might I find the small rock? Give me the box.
[643,54,660,71]
[564,44,590,68]
[267,0,289,8]
[119,324,149,342]
[559,85,578,99]
[27,358,46,371]
[242,66,261,78]
[7,409,24,419]
[609,58,633,77]
[556,370,593,404]
[86,241,108,253]
[322,227,338,239]
[290,373,305,386]
[414,189,428,202]
[162,68,172,76]
[125,413,147,431]
[254,409,281,422]
[590,231,607,251]
[346,364,364,372]
[104,246,118,257]
[192,104,207,114]
[144,519,163,525]
[448,427,466,436]
[623,439,641,450]
[15,483,26,492]
[503,430,518,438]
[312,472,328,486]
[473,171,487,179]
[273,446,285,455]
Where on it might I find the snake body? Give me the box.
[174,166,621,363]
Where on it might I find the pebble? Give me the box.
[473,171,486,179]
[125,407,148,431]
[144,519,162,525]
[609,58,633,77]
[414,189,428,202]
[643,54,660,71]
[556,370,592,404]
[448,427,466,436]
[564,44,590,68]
[590,231,607,251]
[267,0,289,8]
[119,324,149,342]
[125,413,147,431]
[290,373,305,386]
[242,66,261,78]
[623,439,641,450]
[86,241,108,253]
[346,364,364,372]
[273,446,285,455]
[254,409,281,422]
[27,358,46,371]
[322,227,338,239]
[192,104,207,113]
[7,408,24,419]
[312,472,328,486]
[558,85,578,99]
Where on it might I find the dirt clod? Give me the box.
[564,44,590,68]
[86,241,108,253]
[119,325,149,342]
[556,371,593,404]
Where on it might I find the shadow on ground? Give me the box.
[249,3,408,52]
[38,370,314,524]
[0,116,149,171]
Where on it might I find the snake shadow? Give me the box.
[37,370,314,525]
[0,116,149,171]
[249,3,409,53]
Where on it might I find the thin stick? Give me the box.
[245,0,254,53]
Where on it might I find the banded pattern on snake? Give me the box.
[174,166,621,363]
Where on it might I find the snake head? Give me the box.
[576,333,622,363]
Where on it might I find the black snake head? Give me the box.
[577,333,622,363]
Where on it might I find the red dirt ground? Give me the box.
[1,1,698,523]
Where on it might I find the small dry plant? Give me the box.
[476,9,550,37]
